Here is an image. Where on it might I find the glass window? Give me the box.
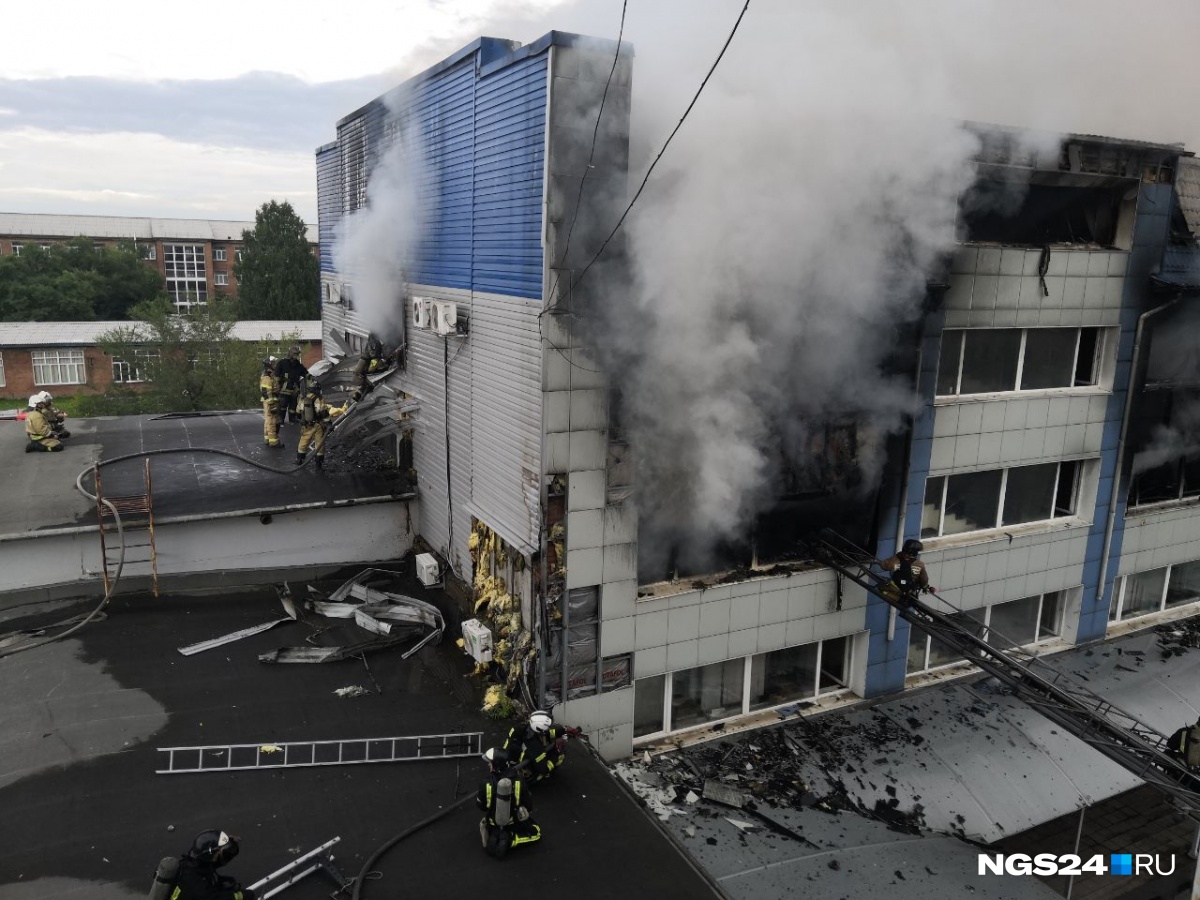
[1038,591,1064,639]
[921,477,945,538]
[0,351,5,387]
[633,675,666,738]
[749,644,818,711]
[1074,328,1100,386]
[1054,461,1079,516]
[1021,329,1077,390]
[215,273,229,286]
[989,595,1041,645]
[11,242,22,256]
[818,636,849,692]
[959,329,1021,393]
[942,469,1003,535]
[1166,561,1200,609]
[112,348,159,384]
[936,331,964,396]
[1121,569,1167,619]
[163,243,208,311]
[214,247,227,262]
[1002,463,1058,526]
[31,349,85,385]
[671,659,745,730]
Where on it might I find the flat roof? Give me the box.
[0,320,322,347]
[0,212,318,244]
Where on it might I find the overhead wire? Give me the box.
[539,0,753,374]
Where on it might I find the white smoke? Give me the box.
[331,93,429,343]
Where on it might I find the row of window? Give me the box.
[922,460,1083,538]
[1111,561,1200,622]
[2,242,240,261]
[937,327,1105,397]
[633,636,850,739]
[908,591,1065,674]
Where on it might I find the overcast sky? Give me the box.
[1,0,1199,224]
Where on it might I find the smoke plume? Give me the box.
[331,91,429,345]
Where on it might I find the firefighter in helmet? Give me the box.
[273,345,308,425]
[24,395,64,453]
[35,391,70,438]
[500,710,582,783]
[294,378,345,471]
[476,747,539,858]
[880,539,935,602]
[151,829,256,900]
[258,357,282,449]
[351,335,390,402]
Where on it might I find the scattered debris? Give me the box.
[703,780,746,809]
[725,818,757,832]
[177,617,295,656]
[1156,617,1200,658]
[334,686,370,698]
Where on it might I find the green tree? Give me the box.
[0,237,165,321]
[234,200,319,319]
[91,298,267,415]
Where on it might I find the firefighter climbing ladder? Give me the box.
[95,459,158,598]
[156,731,484,774]
[809,529,1200,819]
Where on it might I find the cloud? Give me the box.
[0,127,316,220]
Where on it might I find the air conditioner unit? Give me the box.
[412,297,432,330]
[415,552,440,587]
[432,300,457,336]
[461,618,494,664]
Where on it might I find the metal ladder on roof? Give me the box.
[156,731,484,774]
[95,459,158,597]
[808,529,1200,819]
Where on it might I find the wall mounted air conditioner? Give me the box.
[432,301,458,336]
[415,552,440,587]
[461,618,494,664]
[412,297,433,329]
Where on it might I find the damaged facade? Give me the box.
[317,32,1200,759]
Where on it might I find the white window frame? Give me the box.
[111,348,159,384]
[163,243,208,311]
[142,244,156,261]
[214,272,229,286]
[907,591,1067,674]
[213,247,227,262]
[32,349,85,385]
[633,636,854,742]
[10,242,22,256]
[0,350,5,387]
[937,327,1109,397]
[922,460,1087,539]
[1110,561,1200,622]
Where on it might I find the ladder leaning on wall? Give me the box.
[95,459,158,598]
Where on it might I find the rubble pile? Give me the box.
[1156,616,1200,658]
[634,713,929,836]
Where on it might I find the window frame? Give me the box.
[1111,561,1200,622]
[213,247,227,262]
[163,243,209,312]
[633,636,854,741]
[907,590,1067,674]
[11,242,22,256]
[214,272,229,286]
[937,327,1106,398]
[111,348,159,384]
[0,350,5,387]
[31,348,86,385]
[922,461,1087,539]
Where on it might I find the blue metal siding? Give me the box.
[315,144,340,275]
[473,56,547,298]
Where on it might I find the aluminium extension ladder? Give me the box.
[156,731,483,774]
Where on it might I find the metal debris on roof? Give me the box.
[259,570,444,664]
[177,616,296,656]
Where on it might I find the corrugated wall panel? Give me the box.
[469,291,544,553]
[315,144,340,275]
[472,55,547,298]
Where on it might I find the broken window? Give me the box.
[923,462,1084,538]
[960,177,1134,247]
[671,659,744,731]
[937,328,1104,396]
[748,643,818,711]
[1112,561,1200,622]
[634,674,666,738]
[1128,387,1200,507]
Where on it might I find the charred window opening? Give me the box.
[961,179,1133,247]
[1128,387,1200,506]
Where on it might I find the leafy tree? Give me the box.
[90,298,269,415]
[0,237,165,321]
[234,200,320,319]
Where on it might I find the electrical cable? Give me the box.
[539,0,752,374]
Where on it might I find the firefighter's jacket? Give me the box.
[881,554,930,593]
[1169,723,1200,769]
[298,396,335,428]
[168,856,251,900]
[501,724,570,775]
[25,408,53,441]
[259,371,279,401]
[274,357,308,393]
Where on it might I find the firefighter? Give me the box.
[880,539,935,602]
[351,335,390,402]
[35,391,70,438]
[501,710,582,784]
[273,345,308,425]
[294,379,344,470]
[476,747,539,858]
[24,396,63,453]
[1167,717,1200,771]
[258,357,282,448]
[150,829,256,900]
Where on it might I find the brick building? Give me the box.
[0,321,321,401]
[0,213,318,312]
